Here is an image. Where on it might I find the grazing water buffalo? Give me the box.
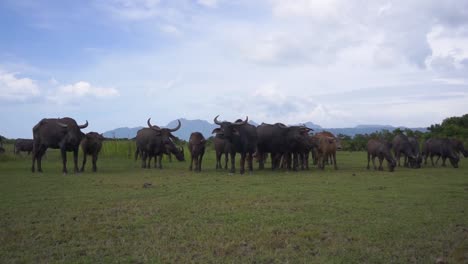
[188,132,206,172]
[213,116,257,174]
[32,117,88,173]
[14,138,34,155]
[80,132,104,172]
[408,136,422,168]
[367,139,396,172]
[212,128,231,170]
[392,134,418,168]
[135,118,184,169]
[450,139,468,158]
[422,138,459,168]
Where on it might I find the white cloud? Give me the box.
[47,81,119,104]
[0,70,40,101]
[99,0,162,20]
[159,24,182,36]
[197,0,218,8]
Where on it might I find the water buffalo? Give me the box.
[450,139,468,158]
[256,123,312,171]
[188,132,206,172]
[408,136,422,168]
[316,135,338,170]
[392,134,418,168]
[212,128,231,170]
[80,132,104,172]
[213,116,257,174]
[135,118,184,169]
[367,139,396,172]
[422,138,459,168]
[14,138,34,155]
[32,117,88,173]
[313,131,341,166]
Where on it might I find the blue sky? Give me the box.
[1,0,468,138]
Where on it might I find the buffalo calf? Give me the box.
[80,132,104,172]
[188,132,206,172]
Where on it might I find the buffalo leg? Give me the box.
[258,152,265,170]
[73,148,79,173]
[378,156,384,171]
[198,151,204,172]
[141,152,147,168]
[224,152,229,170]
[158,155,163,169]
[333,152,338,170]
[436,156,447,167]
[230,152,236,173]
[371,155,377,170]
[240,153,246,175]
[430,154,435,166]
[247,152,253,172]
[215,151,221,169]
[61,148,68,174]
[92,153,98,172]
[81,153,87,172]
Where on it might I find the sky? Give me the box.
[1,0,468,138]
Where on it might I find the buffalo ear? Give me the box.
[211,128,221,134]
[233,128,240,136]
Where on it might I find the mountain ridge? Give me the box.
[102,118,427,140]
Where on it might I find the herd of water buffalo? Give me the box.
[3,117,467,174]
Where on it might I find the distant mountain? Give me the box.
[103,119,427,140]
[103,126,144,139]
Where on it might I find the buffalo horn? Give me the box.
[233,116,248,126]
[214,115,222,125]
[168,119,181,132]
[147,118,161,131]
[78,120,88,129]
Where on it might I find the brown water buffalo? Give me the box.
[367,139,396,172]
[213,116,257,174]
[313,131,341,166]
[80,132,104,172]
[212,128,231,170]
[316,135,338,170]
[188,132,206,172]
[422,138,459,168]
[14,138,34,155]
[32,117,88,173]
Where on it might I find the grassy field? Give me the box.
[0,141,467,263]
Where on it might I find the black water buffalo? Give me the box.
[212,128,231,170]
[14,138,34,155]
[135,118,184,169]
[80,132,104,172]
[408,136,422,168]
[256,123,312,171]
[450,139,468,158]
[367,139,396,172]
[32,117,88,173]
[392,134,418,168]
[422,138,459,168]
[188,132,206,172]
[213,116,257,174]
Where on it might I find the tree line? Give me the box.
[338,114,468,151]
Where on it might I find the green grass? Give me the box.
[0,142,467,263]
